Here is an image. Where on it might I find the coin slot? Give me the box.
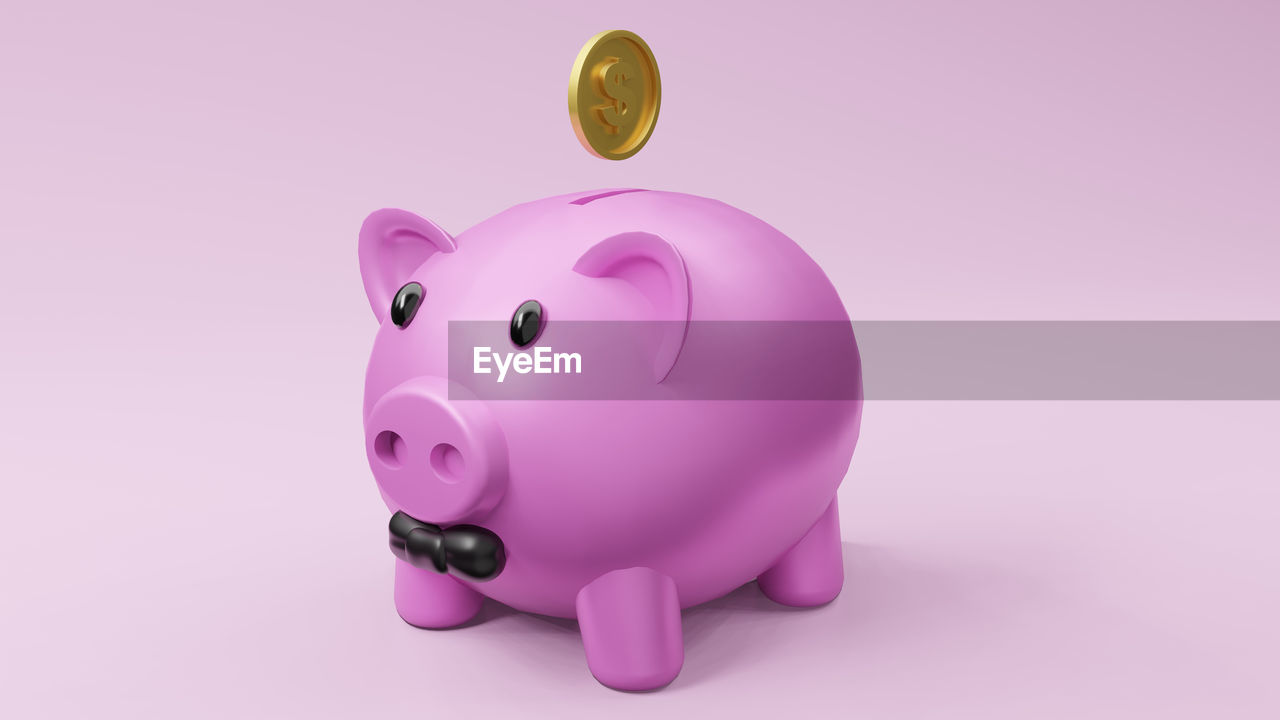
[570,189,649,206]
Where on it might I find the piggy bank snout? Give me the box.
[365,377,508,524]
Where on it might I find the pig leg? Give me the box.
[393,557,482,628]
[576,567,683,691]
[757,499,844,606]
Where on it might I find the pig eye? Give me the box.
[391,282,423,328]
[510,300,543,347]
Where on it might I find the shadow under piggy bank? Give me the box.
[424,542,1035,691]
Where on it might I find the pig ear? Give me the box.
[358,208,456,322]
[573,231,691,382]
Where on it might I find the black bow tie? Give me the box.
[388,511,506,581]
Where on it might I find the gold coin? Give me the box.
[568,30,662,160]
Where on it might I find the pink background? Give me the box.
[2,0,1277,716]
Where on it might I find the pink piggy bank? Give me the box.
[359,189,862,691]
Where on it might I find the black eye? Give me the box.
[510,300,543,347]
[391,282,423,328]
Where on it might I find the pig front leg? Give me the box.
[393,558,483,628]
[576,567,683,691]
[757,498,844,606]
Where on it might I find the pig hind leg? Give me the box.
[393,558,483,628]
[757,499,844,606]
[576,567,684,691]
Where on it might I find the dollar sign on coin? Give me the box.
[569,30,661,160]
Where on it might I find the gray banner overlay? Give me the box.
[448,321,1280,400]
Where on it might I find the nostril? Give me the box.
[430,443,465,484]
[374,431,407,468]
